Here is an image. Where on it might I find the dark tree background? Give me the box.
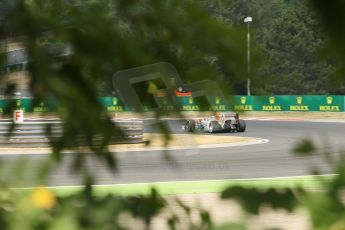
[203,0,344,95]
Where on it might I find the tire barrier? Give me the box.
[0,119,144,148]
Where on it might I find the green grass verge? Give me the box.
[39,175,335,197]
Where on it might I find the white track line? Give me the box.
[112,137,270,153]
[0,137,270,155]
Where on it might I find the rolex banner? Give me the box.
[0,96,343,112]
[232,96,345,112]
[0,98,57,113]
[98,97,125,112]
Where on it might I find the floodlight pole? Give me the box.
[244,16,252,96]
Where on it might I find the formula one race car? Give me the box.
[183,112,246,133]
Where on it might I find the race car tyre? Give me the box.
[208,121,219,133]
[185,120,196,132]
[237,119,246,132]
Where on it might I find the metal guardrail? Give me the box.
[0,119,144,147]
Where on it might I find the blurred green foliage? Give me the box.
[122,188,165,226]
[293,138,316,156]
[0,0,345,229]
[221,186,299,214]
[0,0,247,229]
[1,0,246,154]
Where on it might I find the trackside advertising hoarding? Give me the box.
[0,96,343,112]
[98,97,125,112]
[231,96,345,112]
[0,98,58,113]
[175,96,231,111]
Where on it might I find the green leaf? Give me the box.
[221,186,299,214]
[122,188,166,225]
[293,139,316,156]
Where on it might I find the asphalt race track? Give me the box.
[1,120,344,187]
